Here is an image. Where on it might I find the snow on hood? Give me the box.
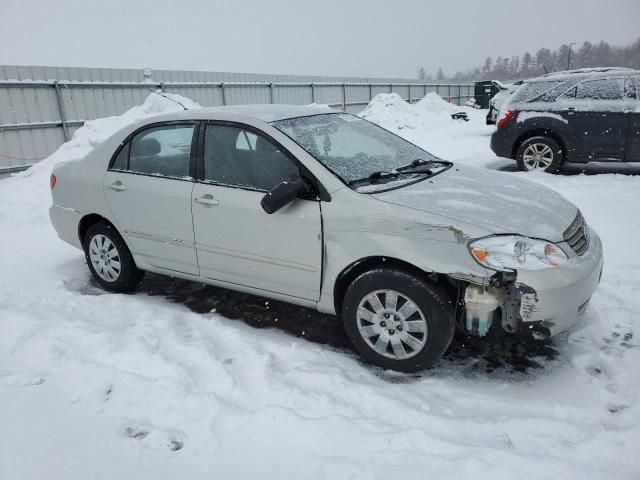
[372,164,578,242]
[359,92,465,132]
[17,92,201,181]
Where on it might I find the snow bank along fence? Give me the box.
[0,65,474,171]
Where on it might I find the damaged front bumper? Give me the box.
[461,227,603,338]
[512,227,603,337]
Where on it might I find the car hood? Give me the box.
[371,165,577,243]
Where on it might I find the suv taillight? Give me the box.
[50,174,57,190]
[496,108,517,128]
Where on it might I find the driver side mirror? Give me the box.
[260,177,306,214]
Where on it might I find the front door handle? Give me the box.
[108,181,126,191]
[194,194,219,206]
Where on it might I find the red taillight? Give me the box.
[496,108,517,128]
[50,174,57,190]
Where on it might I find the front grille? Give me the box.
[563,211,589,256]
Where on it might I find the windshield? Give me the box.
[271,113,440,186]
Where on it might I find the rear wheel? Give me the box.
[516,136,564,173]
[83,223,144,292]
[342,269,454,372]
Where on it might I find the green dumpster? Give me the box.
[474,80,505,109]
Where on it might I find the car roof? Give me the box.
[143,104,337,124]
[525,67,639,83]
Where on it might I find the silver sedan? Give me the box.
[49,105,603,372]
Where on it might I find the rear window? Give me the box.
[509,80,565,104]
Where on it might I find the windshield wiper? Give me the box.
[348,160,453,187]
[396,158,451,172]
[349,170,412,186]
[348,170,397,185]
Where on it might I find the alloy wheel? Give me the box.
[522,143,554,170]
[356,289,428,360]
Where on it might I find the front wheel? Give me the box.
[83,223,144,292]
[516,136,564,173]
[342,269,455,373]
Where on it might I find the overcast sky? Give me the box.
[1,0,638,79]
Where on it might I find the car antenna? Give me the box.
[149,89,188,110]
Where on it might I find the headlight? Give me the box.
[469,235,568,271]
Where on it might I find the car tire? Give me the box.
[516,136,564,173]
[342,268,455,373]
[83,223,144,292]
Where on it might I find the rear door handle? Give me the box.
[194,194,219,206]
[108,181,126,191]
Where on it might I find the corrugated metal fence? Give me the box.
[0,65,474,171]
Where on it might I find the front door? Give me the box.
[103,123,199,275]
[191,123,322,301]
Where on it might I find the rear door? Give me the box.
[191,122,322,301]
[557,77,629,160]
[625,76,640,161]
[103,122,199,275]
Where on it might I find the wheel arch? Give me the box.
[78,213,119,245]
[512,128,567,160]
[332,256,459,315]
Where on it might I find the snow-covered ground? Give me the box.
[1,93,639,479]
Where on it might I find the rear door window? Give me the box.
[624,77,637,99]
[126,124,195,178]
[111,143,129,170]
[574,78,624,100]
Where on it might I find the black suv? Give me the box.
[490,68,640,172]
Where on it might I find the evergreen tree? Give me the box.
[415,37,639,83]
[521,52,532,77]
[482,57,492,78]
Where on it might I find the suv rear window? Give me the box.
[509,80,565,103]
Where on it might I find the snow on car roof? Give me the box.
[143,104,336,124]
[543,67,636,77]
[517,67,638,86]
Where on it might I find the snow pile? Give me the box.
[359,92,472,132]
[1,94,640,479]
[414,91,462,114]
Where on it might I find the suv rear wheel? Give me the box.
[342,269,455,372]
[516,136,564,173]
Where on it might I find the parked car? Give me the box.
[486,81,522,125]
[49,105,603,372]
[491,68,640,172]
[474,80,509,109]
